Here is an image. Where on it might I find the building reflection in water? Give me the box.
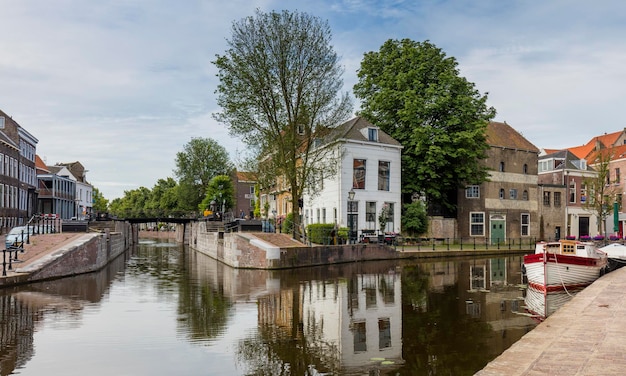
[256,268,404,375]
[0,241,537,376]
[0,248,132,376]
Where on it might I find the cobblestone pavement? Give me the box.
[476,266,626,376]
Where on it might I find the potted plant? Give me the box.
[378,204,390,243]
[565,235,576,240]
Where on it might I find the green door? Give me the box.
[490,215,505,245]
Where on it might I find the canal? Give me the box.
[0,238,538,375]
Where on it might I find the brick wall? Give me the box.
[189,221,401,269]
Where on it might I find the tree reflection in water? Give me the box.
[0,241,536,376]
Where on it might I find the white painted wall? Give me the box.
[305,139,402,236]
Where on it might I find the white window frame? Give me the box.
[470,212,485,236]
[521,213,530,236]
[465,185,480,198]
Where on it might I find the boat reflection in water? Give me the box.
[523,285,585,320]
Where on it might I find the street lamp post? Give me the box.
[348,189,355,244]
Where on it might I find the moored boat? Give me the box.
[598,243,626,271]
[523,240,608,293]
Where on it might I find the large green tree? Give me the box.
[199,175,235,215]
[353,39,496,212]
[213,9,352,237]
[91,187,109,213]
[147,178,180,216]
[174,137,234,210]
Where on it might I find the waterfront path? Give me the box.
[0,233,84,285]
[476,266,626,376]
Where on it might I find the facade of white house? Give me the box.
[303,117,402,239]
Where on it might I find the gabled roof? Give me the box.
[565,129,625,160]
[587,144,626,165]
[486,121,539,152]
[236,171,256,183]
[568,143,596,160]
[326,116,401,147]
[539,149,592,171]
[35,155,49,173]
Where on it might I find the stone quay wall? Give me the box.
[17,222,132,284]
[189,221,403,269]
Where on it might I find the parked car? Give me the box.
[5,226,32,249]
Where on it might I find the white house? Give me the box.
[303,117,402,240]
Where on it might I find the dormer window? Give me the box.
[368,128,378,142]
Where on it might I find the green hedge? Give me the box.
[306,224,348,244]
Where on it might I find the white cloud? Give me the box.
[2,0,626,199]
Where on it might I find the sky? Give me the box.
[2,1,625,201]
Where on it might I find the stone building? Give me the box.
[457,121,539,243]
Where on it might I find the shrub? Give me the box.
[307,224,335,244]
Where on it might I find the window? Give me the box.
[569,181,576,203]
[366,201,376,223]
[322,208,326,223]
[522,190,528,200]
[353,321,367,352]
[499,188,504,199]
[554,192,561,207]
[499,161,505,172]
[616,168,621,184]
[521,213,530,236]
[523,164,528,174]
[465,185,480,198]
[543,191,551,206]
[470,212,485,236]
[378,319,391,349]
[368,128,378,141]
[353,159,366,189]
[378,161,390,191]
[509,189,518,200]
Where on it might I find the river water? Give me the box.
[0,238,537,376]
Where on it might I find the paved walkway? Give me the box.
[476,266,626,375]
[1,233,83,280]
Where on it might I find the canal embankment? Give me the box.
[0,222,132,287]
[476,266,626,376]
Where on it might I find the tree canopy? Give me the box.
[353,39,496,212]
[213,9,352,236]
[174,137,234,210]
[584,150,618,235]
[92,187,109,213]
[199,175,235,214]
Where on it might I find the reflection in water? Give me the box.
[0,241,538,376]
[523,285,583,320]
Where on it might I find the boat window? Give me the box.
[563,244,576,253]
